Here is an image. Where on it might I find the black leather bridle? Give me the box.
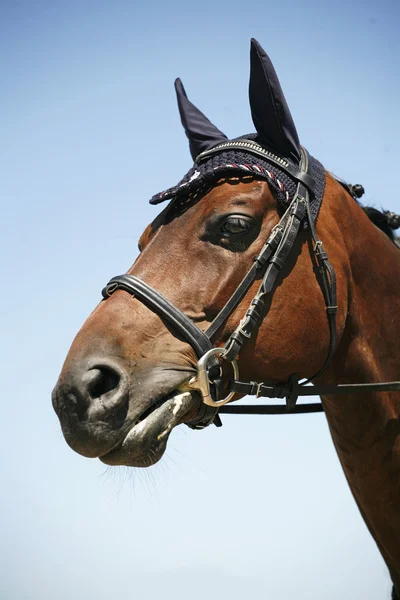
[102,143,400,429]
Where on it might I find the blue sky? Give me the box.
[1,1,399,598]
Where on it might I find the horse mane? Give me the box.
[335,177,400,245]
[361,206,400,244]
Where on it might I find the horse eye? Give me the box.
[219,216,252,236]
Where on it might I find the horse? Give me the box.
[52,39,400,597]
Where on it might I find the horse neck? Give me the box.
[326,188,400,390]
[320,186,400,581]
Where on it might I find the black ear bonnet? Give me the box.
[150,39,326,224]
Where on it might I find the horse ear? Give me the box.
[249,39,301,163]
[175,78,228,160]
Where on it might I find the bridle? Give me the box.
[102,142,400,429]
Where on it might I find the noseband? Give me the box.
[102,143,400,429]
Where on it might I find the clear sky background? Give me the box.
[1,1,399,599]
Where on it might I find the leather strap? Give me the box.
[221,188,307,362]
[301,189,337,383]
[228,377,400,414]
[219,403,324,415]
[205,225,283,340]
[102,275,213,359]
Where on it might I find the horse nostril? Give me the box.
[53,361,129,430]
[84,364,128,425]
[86,366,121,400]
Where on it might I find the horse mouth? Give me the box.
[100,390,199,467]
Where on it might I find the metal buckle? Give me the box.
[188,347,239,407]
[237,316,251,339]
[313,240,323,253]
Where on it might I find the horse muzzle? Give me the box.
[52,358,203,466]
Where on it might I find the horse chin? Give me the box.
[100,391,196,467]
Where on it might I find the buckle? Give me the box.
[255,382,263,398]
[237,316,252,339]
[188,347,239,407]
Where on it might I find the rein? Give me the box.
[102,142,400,429]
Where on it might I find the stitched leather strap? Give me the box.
[301,191,337,383]
[102,275,213,358]
[205,225,283,340]
[228,378,400,414]
[221,190,307,362]
[219,404,324,415]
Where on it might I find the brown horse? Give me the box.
[52,40,400,597]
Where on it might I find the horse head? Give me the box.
[52,39,398,470]
[52,40,351,466]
